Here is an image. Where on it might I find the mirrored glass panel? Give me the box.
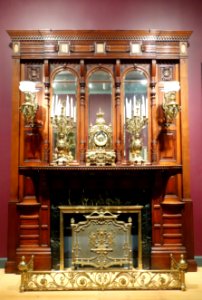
[51,70,78,164]
[88,70,112,126]
[124,70,148,163]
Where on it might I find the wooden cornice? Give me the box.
[7,29,192,42]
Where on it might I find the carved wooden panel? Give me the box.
[17,204,41,246]
[40,204,50,247]
[159,65,174,81]
[162,204,184,246]
[106,43,130,53]
[25,63,43,82]
[50,62,80,74]
[165,175,179,196]
[70,43,95,53]
[24,129,42,161]
[22,177,36,199]
[158,130,177,161]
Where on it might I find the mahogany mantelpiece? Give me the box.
[6,29,196,273]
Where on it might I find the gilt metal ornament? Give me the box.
[18,254,187,292]
[86,109,116,166]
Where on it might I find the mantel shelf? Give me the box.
[19,164,182,176]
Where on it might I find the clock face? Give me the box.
[94,130,108,147]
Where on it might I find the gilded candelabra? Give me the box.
[51,106,76,165]
[126,116,148,164]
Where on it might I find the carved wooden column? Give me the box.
[115,60,121,163]
[180,55,196,270]
[79,60,86,163]
[5,56,21,272]
[150,60,157,163]
[150,60,163,268]
[43,60,50,163]
[16,172,51,271]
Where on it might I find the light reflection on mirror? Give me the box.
[88,69,112,126]
[52,70,77,119]
[124,70,149,162]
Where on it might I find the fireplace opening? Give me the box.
[49,172,152,270]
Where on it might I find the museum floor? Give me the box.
[0,268,201,300]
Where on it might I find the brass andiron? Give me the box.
[126,116,148,164]
[19,81,41,126]
[170,254,188,291]
[18,255,34,292]
[51,106,76,165]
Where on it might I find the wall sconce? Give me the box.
[162,81,180,127]
[19,81,41,126]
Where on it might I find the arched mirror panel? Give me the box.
[86,69,115,166]
[51,69,78,164]
[124,69,149,163]
[88,69,113,128]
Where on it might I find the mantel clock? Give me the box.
[86,109,116,166]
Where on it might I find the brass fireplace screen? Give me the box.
[59,205,143,270]
[72,211,132,269]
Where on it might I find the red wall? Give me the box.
[0,0,202,258]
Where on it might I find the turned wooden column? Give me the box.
[5,57,21,273]
[150,60,157,163]
[180,55,196,270]
[115,59,121,163]
[43,60,50,163]
[79,60,86,163]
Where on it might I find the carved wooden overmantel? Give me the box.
[6,30,196,273]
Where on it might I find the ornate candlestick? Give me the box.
[126,116,148,164]
[51,106,76,165]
